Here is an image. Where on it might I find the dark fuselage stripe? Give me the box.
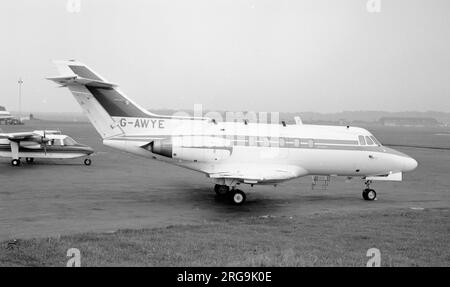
[0,145,90,154]
[106,135,391,154]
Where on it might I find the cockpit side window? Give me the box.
[358,135,366,145]
[365,136,374,145]
[370,136,382,146]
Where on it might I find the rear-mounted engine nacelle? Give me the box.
[145,136,232,162]
[149,138,173,158]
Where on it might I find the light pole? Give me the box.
[18,78,23,118]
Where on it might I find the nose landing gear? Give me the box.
[362,180,377,201]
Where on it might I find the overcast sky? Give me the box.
[0,0,449,113]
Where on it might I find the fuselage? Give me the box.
[103,116,418,183]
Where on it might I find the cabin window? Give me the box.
[307,139,314,148]
[358,135,366,145]
[294,139,300,147]
[248,136,256,146]
[259,137,270,147]
[365,136,374,145]
[279,138,286,147]
[235,135,246,146]
[51,139,63,146]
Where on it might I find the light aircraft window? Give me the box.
[63,137,77,146]
[370,136,382,146]
[358,135,366,145]
[248,136,256,146]
[307,139,314,148]
[294,139,300,147]
[52,139,63,146]
[279,138,285,147]
[365,136,374,145]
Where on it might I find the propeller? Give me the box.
[40,130,50,155]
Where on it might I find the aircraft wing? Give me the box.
[3,132,37,142]
[208,164,308,184]
[1,132,46,148]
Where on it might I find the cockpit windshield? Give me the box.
[63,137,77,146]
[370,136,382,146]
[358,135,382,146]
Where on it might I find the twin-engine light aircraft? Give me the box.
[0,130,94,166]
[48,60,418,205]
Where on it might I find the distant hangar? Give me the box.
[379,117,442,127]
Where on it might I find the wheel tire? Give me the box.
[362,189,368,200]
[25,157,34,163]
[230,189,246,205]
[214,184,229,196]
[363,188,376,201]
[11,159,20,166]
[84,158,92,166]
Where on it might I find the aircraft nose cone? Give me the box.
[84,146,94,155]
[403,157,418,172]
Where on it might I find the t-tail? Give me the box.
[47,60,206,139]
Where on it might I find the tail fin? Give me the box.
[47,60,157,139]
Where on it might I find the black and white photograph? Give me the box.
[0,0,449,272]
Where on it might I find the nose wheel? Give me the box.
[362,188,377,201]
[11,159,21,166]
[362,180,377,201]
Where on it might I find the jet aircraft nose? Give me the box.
[402,157,418,172]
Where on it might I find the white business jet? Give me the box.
[47,61,418,205]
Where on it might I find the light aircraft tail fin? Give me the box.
[47,60,159,139]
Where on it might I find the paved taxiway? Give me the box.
[0,121,449,240]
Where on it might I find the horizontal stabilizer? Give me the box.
[46,75,118,88]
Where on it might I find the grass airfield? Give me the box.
[0,120,449,266]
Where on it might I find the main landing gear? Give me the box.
[84,158,92,166]
[11,159,20,166]
[362,180,377,201]
[214,184,247,205]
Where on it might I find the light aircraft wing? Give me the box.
[1,131,50,149]
[3,132,37,142]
